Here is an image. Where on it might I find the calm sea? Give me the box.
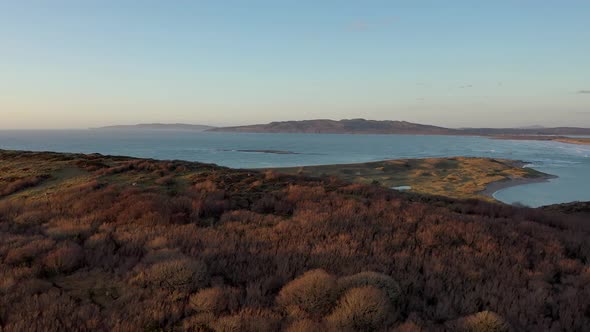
[1,130,589,207]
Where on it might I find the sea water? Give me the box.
[1,130,589,207]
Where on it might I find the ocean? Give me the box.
[1,129,589,207]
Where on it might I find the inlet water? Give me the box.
[1,130,589,207]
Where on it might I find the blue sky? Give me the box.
[1,1,589,128]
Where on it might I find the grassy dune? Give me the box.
[269,157,550,201]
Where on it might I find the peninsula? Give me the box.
[267,157,552,201]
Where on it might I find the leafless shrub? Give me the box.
[0,175,48,196]
[43,243,84,273]
[181,313,216,331]
[189,286,241,315]
[45,218,93,240]
[194,180,217,192]
[5,239,56,265]
[285,319,326,332]
[338,271,401,306]
[326,286,392,330]
[212,308,282,332]
[276,269,338,318]
[155,174,175,186]
[391,320,425,332]
[449,311,512,332]
[131,258,208,291]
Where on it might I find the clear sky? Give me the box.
[1,1,589,129]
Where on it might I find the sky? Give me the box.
[1,1,589,129]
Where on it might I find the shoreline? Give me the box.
[0,148,559,203]
[480,173,558,199]
[490,135,590,146]
[266,156,556,201]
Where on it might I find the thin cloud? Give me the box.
[349,20,369,31]
[577,90,590,94]
[347,16,398,31]
[459,85,474,89]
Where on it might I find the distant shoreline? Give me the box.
[491,135,590,146]
[84,128,590,147]
[481,173,558,199]
[0,148,559,204]
[89,119,590,145]
[266,156,554,202]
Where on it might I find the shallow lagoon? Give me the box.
[1,130,589,207]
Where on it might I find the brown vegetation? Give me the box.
[326,286,392,330]
[269,157,549,201]
[0,150,589,331]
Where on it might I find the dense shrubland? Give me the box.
[0,150,589,331]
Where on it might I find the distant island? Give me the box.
[92,123,215,131]
[208,119,460,135]
[92,120,590,145]
[209,119,590,144]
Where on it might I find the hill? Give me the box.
[208,119,460,135]
[0,149,589,331]
[209,119,590,139]
[93,123,215,131]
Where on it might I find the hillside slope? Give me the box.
[0,150,589,331]
[209,118,590,137]
[209,119,460,135]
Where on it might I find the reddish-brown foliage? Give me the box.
[276,269,338,318]
[43,243,84,274]
[0,175,48,196]
[326,286,392,330]
[0,150,589,331]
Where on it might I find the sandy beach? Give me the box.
[480,173,558,199]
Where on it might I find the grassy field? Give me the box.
[268,157,549,200]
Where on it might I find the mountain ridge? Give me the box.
[208,118,461,135]
[208,118,590,135]
[91,119,590,137]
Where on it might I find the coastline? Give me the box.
[480,173,558,199]
[0,148,561,204]
[267,156,556,201]
[489,135,590,146]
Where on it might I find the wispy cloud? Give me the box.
[577,90,590,94]
[349,20,369,31]
[459,85,474,89]
[347,16,398,31]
